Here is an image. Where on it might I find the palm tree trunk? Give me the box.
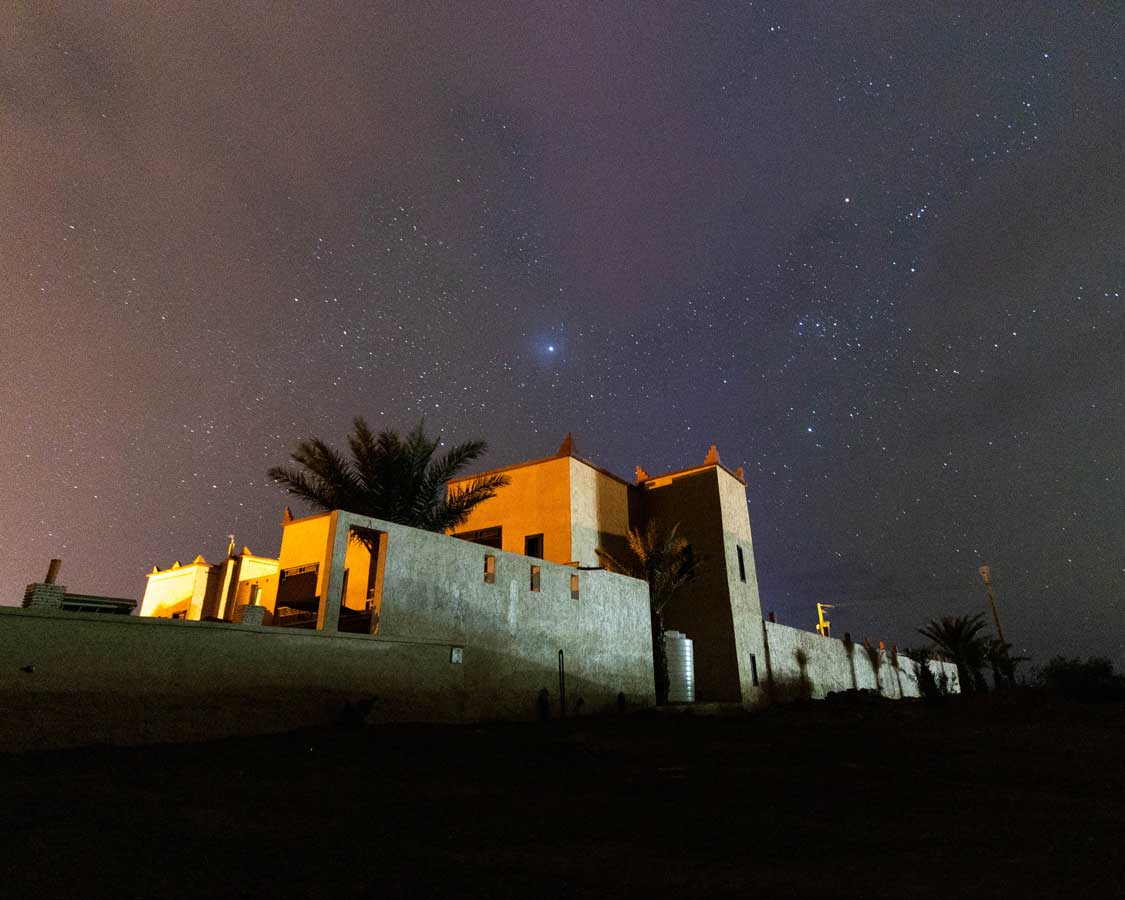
[956,661,972,694]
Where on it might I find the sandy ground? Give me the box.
[2,692,1122,899]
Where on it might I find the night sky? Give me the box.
[3,4,1122,667]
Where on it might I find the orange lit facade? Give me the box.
[261,508,387,631]
[449,436,769,703]
[140,547,279,621]
[446,436,640,567]
[140,511,386,632]
[140,435,769,704]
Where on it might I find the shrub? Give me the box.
[1041,656,1125,702]
[909,649,941,702]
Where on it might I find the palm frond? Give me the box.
[597,521,695,614]
[595,547,640,579]
[439,472,510,531]
[269,418,501,532]
[267,465,340,512]
[419,440,488,502]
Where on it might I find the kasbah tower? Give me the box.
[447,435,769,705]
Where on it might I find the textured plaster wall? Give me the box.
[141,555,280,622]
[361,512,655,722]
[0,518,655,751]
[139,563,210,618]
[213,554,281,620]
[262,513,372,614]
[568,458,634,568]
[715,468,770,707]
[238,556,278,580]
[272,512,334,603]
[233,572,279,614]
[447,456,574,563]
[275,512,330,572]
[646,467,745,703]
[763,621,961,701]
[0,607,459,752]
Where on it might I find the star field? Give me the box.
[1,3,1122,666]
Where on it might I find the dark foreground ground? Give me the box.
[2,693,1123,899]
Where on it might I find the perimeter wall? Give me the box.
[764,620,961,700]
[0,516,655,753]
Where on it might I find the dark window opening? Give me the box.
[277,563,319,608]
[530,565,541,592]
[484,554,496,584]
[750,653,759,686]
[737,546,747,583]
[570,573,580,600]
[454,526,502,550]
[524,533,544,559]
[275,562,321,628]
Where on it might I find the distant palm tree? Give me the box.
[986,638,1028,689]
[268,418,509,536]
[908,646,942,700]
[596,522,696,703]
[918,613,989,693]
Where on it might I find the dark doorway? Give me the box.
[341,527,387,634]
[275,564,320,628]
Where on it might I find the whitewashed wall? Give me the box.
[763,621,960,701]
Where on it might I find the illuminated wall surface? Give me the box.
[140,550,280,621]
[269,512,383,621]
[449,454,578,563]
[1,512,656,751]
[131,443,947,710]
[139,558,213,619]
[2,446,963,750]
[448,450,640,568]
[138,443,774,704]
[140,514,384,628]
[763,620,961,700]
[451,443,769,703]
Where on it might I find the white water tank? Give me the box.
[664,630,695,703]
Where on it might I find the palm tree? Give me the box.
[596,522,696,704]
[268,418,509,537]
[985,638,1028,689]
[918,613,989,694]
[908,646,942,700]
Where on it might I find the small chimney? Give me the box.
[45,559,62,585]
